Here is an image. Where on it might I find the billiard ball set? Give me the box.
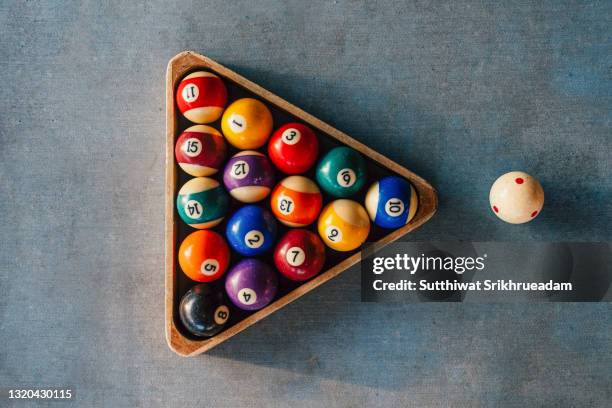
[165,52,438,356]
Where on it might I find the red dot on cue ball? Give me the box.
[531,211,538,217]
[515,178,524,184]
[493,206,499,213]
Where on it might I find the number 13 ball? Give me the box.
[176,72,227,124]
[221,98,273,149]
[318,199,370,251]
[177,177,229,229]
[178,230,230,282]
[268,123,319,174]
[226,205,277,256]
[175,125,227,177]
[316,147,367,197]
[270,176,322,227]
[365,176,419,229]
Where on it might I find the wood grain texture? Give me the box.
[166,51,438,356]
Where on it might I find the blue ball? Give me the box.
[226,205,277,256]
[364,176,419,229]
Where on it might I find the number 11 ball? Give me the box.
[318,199,370,251]
[225,259,278,311]
[175,125,227,177]
[268,123,319,174]
[177,177,229,229]
[176,72,227,124]
[226,205,277,256]
[365,176,419,229]
[316,147,367,197]
[274,229,326,281]
[178,230,230,282]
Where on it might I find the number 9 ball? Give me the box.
[318,199,370,251]
[268,123,319,174]
[179,284,230,337]
[274,229,326,281]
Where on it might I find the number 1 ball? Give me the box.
[489,171,544,224]
[318,199,370,251]
[268,123,319,174]
[225,259,278,311]
[221,98,273,149]
[316,147,367,197]
[179,284,230,337]
[226,205,277,256]
[270,176,322,227]
[176,71,227,124]
[365,176,419,229]
[178,230,230,282]
[175,125,227,177]
[274,229,326,281]
[177,177,229,229]
[223,151,275,203]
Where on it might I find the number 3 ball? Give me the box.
[268,123,319,174]
[489,171,544,224]
[179,284,230,337]
[226,205,277,256]
[176,71,227,124]
[274,229,326,281]
[221,98,273,149]
[318,199,370,251]
[316,147,367,197]
[223,151,275,203]
[270,176,322,227]
[175,125,227,177]
[225,259,278,311]
[177,177,229,229]
[178,230,230,282]
[365,176,419,229]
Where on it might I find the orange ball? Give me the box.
[178,230,230,282]
[270,176,322,227]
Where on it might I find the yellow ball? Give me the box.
[221,98,273,149]
[318,199,370,251]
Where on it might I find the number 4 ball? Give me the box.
[365,176,419,229]
[489,171,544,224]
[274,229,326,281]
[225,259,278,311]
[178,230,230,282]
[318,199,370,251]
[316,147,367,198]
[268,123,319,174]
[175,125,227,177]
[176,71,227,124]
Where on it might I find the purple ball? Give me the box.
[225,259,278,311]
[223,151,275,203]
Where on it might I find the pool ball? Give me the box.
[175,125,227,177]
[176,71,227,124]
[223,151,275,203]
[178,230,230,282]
[221,98,273,149]
[365,176,419,229]
[225,259,278,311]
[267,123,319,174]
[316,146,367,197]
[274,229,326,281]
[270,176,322,227]
[226,205,277,256]
[179,284,230,337]
[489,171,544,224]
[318,199,370,251]
[177,177,229,229]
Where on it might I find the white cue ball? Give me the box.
[489,171,544,224]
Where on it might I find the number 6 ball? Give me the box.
[316,147,367,198]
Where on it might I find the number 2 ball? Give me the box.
[177,177,229,229]
[221,98,273,149]
[178,230,230,282]
[270,176,322,227]
[274,229,326,281]
[316,147,367,197]
[226,205,277,256]
[489,171,544,224]
[179,284,230,337]
[318,199,370,251]
[225,259,278,311]
[365,176,419,229]
[176,71,227,124]
[175,125,227,177]
[268,123,319,174]
[223,151,275,203]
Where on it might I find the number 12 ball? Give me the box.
[175,125,227,177]
[225,259,278,311]
[178,230,230,282]
[223,151,275,203]
[226,205,277,256]
[316,147,367,197]
[179,284,230,337]
[365,176,419,229]
[318,199,370,251]
[268,123,319,174]
[176,72,227,124]
[274,229,326,281]
[177,177,229,229]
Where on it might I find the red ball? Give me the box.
[273,229,326,281]
[175,125,227,177]
[268,123,319,174]
[176,71,227,124]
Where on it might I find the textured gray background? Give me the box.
[1,1,611,407]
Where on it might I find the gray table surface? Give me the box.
[1,1,610,407]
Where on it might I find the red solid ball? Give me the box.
[268,123,319,174]
[273,229,326,281]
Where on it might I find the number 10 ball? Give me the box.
[365,176,418,229]
[177,177,229,229]
[316,147,367,197]
[318,199,370,251]
[226,205,277,256]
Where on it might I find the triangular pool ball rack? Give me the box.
[166,51,438,356]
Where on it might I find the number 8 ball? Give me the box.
[179,284,230,337]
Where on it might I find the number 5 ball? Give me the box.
[221,98,273,149]
[318,199,370,251]
[178,230,230,282]
[365,176,419,229]
[268,123,319,174]
[274,229,326,281]
[226,205,277,256]
[316,147,367,197]
[175,125,227,177]
[225,259,278,311]
[270,176,322,227]
[176,72,227,124]
[489,171,544,224]
[177,177,229,229]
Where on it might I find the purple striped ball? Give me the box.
[223,150,275,203]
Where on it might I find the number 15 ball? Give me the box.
[365,176,419,229]
[318,199,370,251]
[176,72,227,124]
[316,147,367,197]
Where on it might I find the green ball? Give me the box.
[316,147,367,197]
